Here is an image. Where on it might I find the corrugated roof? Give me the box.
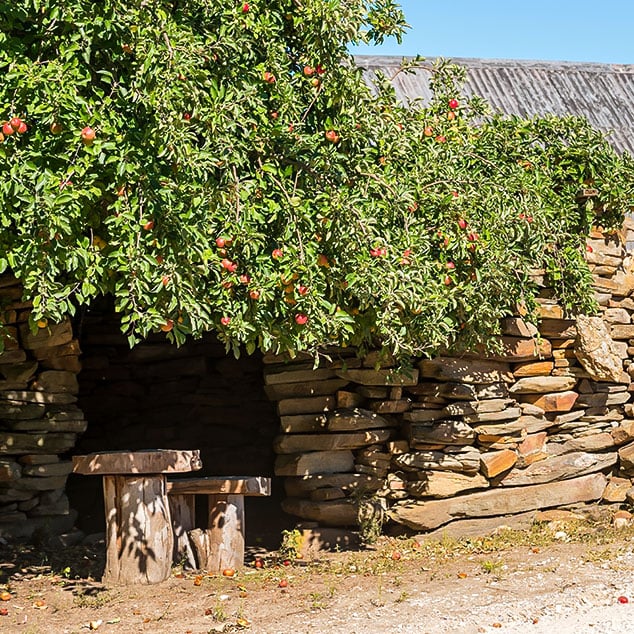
[356,56,634,155]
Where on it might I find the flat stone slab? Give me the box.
[72,450,202,475]
[418,357,513,384]
[273,429,392,454]
[335,368,419,386]
[389,473,607,531]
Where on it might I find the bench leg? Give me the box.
[186,494,245,572]
[102,474,174,585]
[169,494,197,570]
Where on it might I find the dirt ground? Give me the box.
[2,511,634,634]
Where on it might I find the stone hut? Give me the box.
[2,57,634,541]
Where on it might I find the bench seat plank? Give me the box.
[166,476,271,496]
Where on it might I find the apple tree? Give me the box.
[1,0,633,360]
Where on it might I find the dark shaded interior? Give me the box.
[66,299,294,549]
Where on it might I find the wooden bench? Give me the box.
[72,449,202,585]
[166,476,271,572]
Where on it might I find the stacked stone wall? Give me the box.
[268,225,634,533]
[0,275,84,538]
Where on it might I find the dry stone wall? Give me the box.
[269,224,634,533]
[0,274,84,539]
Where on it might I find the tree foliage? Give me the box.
[1,0,633,359]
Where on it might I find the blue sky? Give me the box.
[351,1,634,64]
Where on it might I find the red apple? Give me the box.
[423,126,433,137]
[17,121,27,134]
[272,248,283,260]
[161,275,170,287]
[220,316,231,326]
[216,237,226,248]
[295,313,308,325]
[325,130,340,144]
[317,254,329,267]
[444,275,452,286]
[2,122,14,136]
[183,112,191,120]
[278,579,288,588]
[297,285,309,296]
[448,98,459,110]
[263,71,276,84]
[50,121,63,134]
[435,135,447,143]
[446,261,456,269]
[458,218,468,230]
[303,65,315,76]
[315,64,325,75]
[311,77,321,87]
[9,117,22,131]
[242,2,249,11]
[467,232,479,242]
[160,319,174,332]
[239,274,251,284]
[143,220,154,231]
[221,258,238,272]
[249,290,260,300]
[81,126,96,144]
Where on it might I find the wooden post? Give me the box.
[102,475,173,585]
[169,494,196,570]
[206,494,245,571]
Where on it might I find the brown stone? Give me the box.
[336,391,364,409]
[335,368,419,386]
[310,487,347,501]
[284,472,382,496]
[0,361,37,383]
[442,399,513,417]
[575,315,626,382]
[534,509,585,522]
[480,449,517,478]
[510,376,577,394]
[538,304,564,320]
[0,459,21,481]
[402,409,445,422]
[512,361,554,378]
[539,319,577,338]
[19,321,73,350]
[618,441,634,474]
[611,324,634,340]
[518,432,547,456]
[22,461,74,477]
[577,391,630,408]
[389,473,607,531]
[273,429,392,454]
[32,339,82,360]
[520,391,578,412]
[602,476,632,502]
[264,379,350,401]
[602,308,631,324]
[500,451,617,486]
[500,318,539,337]
[0,402,46,420]
[611,420,634,445]
[393,448,481,475]
[279,414,328,433]
[281,497,358,526]
[370,399,412,414]
[409,420,475,446]
[277,395,336,416]
[463,407,522,423]
[407,471,489,499]
[264,368,337,385]
[418,357,513,384]
[275,450,355,476]
[472,415,553,436]
[327,408,396,431]
[559,433,617,453]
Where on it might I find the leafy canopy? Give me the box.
[1,0,633,359]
